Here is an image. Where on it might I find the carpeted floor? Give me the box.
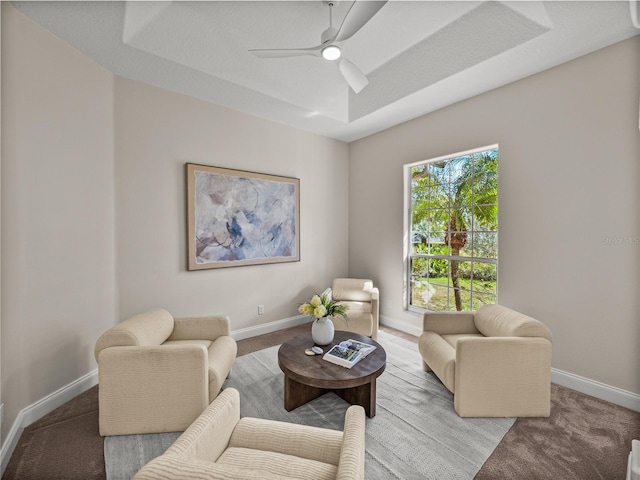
[3,323,639,479]
[476,382,640,480]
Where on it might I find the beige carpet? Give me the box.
[475,382,640,479]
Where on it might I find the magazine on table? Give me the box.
[322,339,376,368]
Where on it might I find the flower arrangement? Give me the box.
[299,293,349,321]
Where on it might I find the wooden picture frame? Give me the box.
[186,163,300,270]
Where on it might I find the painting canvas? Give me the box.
[186,163,300,270]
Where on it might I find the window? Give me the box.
[406,146,498,311]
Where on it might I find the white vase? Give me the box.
[311,317,334,346]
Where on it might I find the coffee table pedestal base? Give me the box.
[284,374,377,418]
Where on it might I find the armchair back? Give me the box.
[331,278,374,302]
[94,308,174,361]
[474,304,551,340]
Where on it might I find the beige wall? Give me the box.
[1,4,117,440]
[113,77,349,326]
[349,36,640,395]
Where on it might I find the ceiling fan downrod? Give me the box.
[321,2,341,60]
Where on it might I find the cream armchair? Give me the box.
[94,308,237,436]
[134,388,366,480]
[418,304,552,418]
[325,278,379,340]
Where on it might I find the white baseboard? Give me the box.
[231,314,311,341]
[380,314,422,337]
[0,369,98,476]
[552,368,640,413]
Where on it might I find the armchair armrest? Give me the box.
[337,405,366,480]
[423,311,479,335]
[134,390,249,479]
[170,315,231,341]
[98,345,209,435]
[164,387,241,463]
[370,287,380,341]
[370,287,379,302]
[454,337,552,417]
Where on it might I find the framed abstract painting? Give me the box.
[186,163,300,270]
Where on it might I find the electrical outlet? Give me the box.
[258,305,264,315]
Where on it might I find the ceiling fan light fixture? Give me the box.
[322,45,341,61]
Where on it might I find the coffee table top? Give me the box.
[278,331,386,390]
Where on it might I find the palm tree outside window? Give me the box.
[406,146,498,311]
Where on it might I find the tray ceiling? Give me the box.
[11,1,640,142]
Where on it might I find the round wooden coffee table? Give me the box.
[277,331,386,418]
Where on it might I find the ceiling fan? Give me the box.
[249,1,387,94]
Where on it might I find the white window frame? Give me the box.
[403,144,499,313]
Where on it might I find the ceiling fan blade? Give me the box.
[338,58,369,93]
[249,46,321,58]
[335,1,387,42]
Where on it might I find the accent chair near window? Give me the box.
[419,304,552,417]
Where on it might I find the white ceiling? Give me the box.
[11,1,640,142]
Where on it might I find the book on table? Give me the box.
[322,339,376,368]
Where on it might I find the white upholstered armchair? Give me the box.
[134,388,366,480]
[325,278,379,341]
[94,308,237,436]
[419,304,552,417]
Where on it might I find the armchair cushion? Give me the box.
[217,448,337,480]
[169,315,231,341]
[422,311,478,335]
[330,305,375,339]
[229,417,343,465]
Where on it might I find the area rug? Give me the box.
[105,331,514,479]
[104,431,180,480]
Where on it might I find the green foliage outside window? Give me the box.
[409,147,498,311]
